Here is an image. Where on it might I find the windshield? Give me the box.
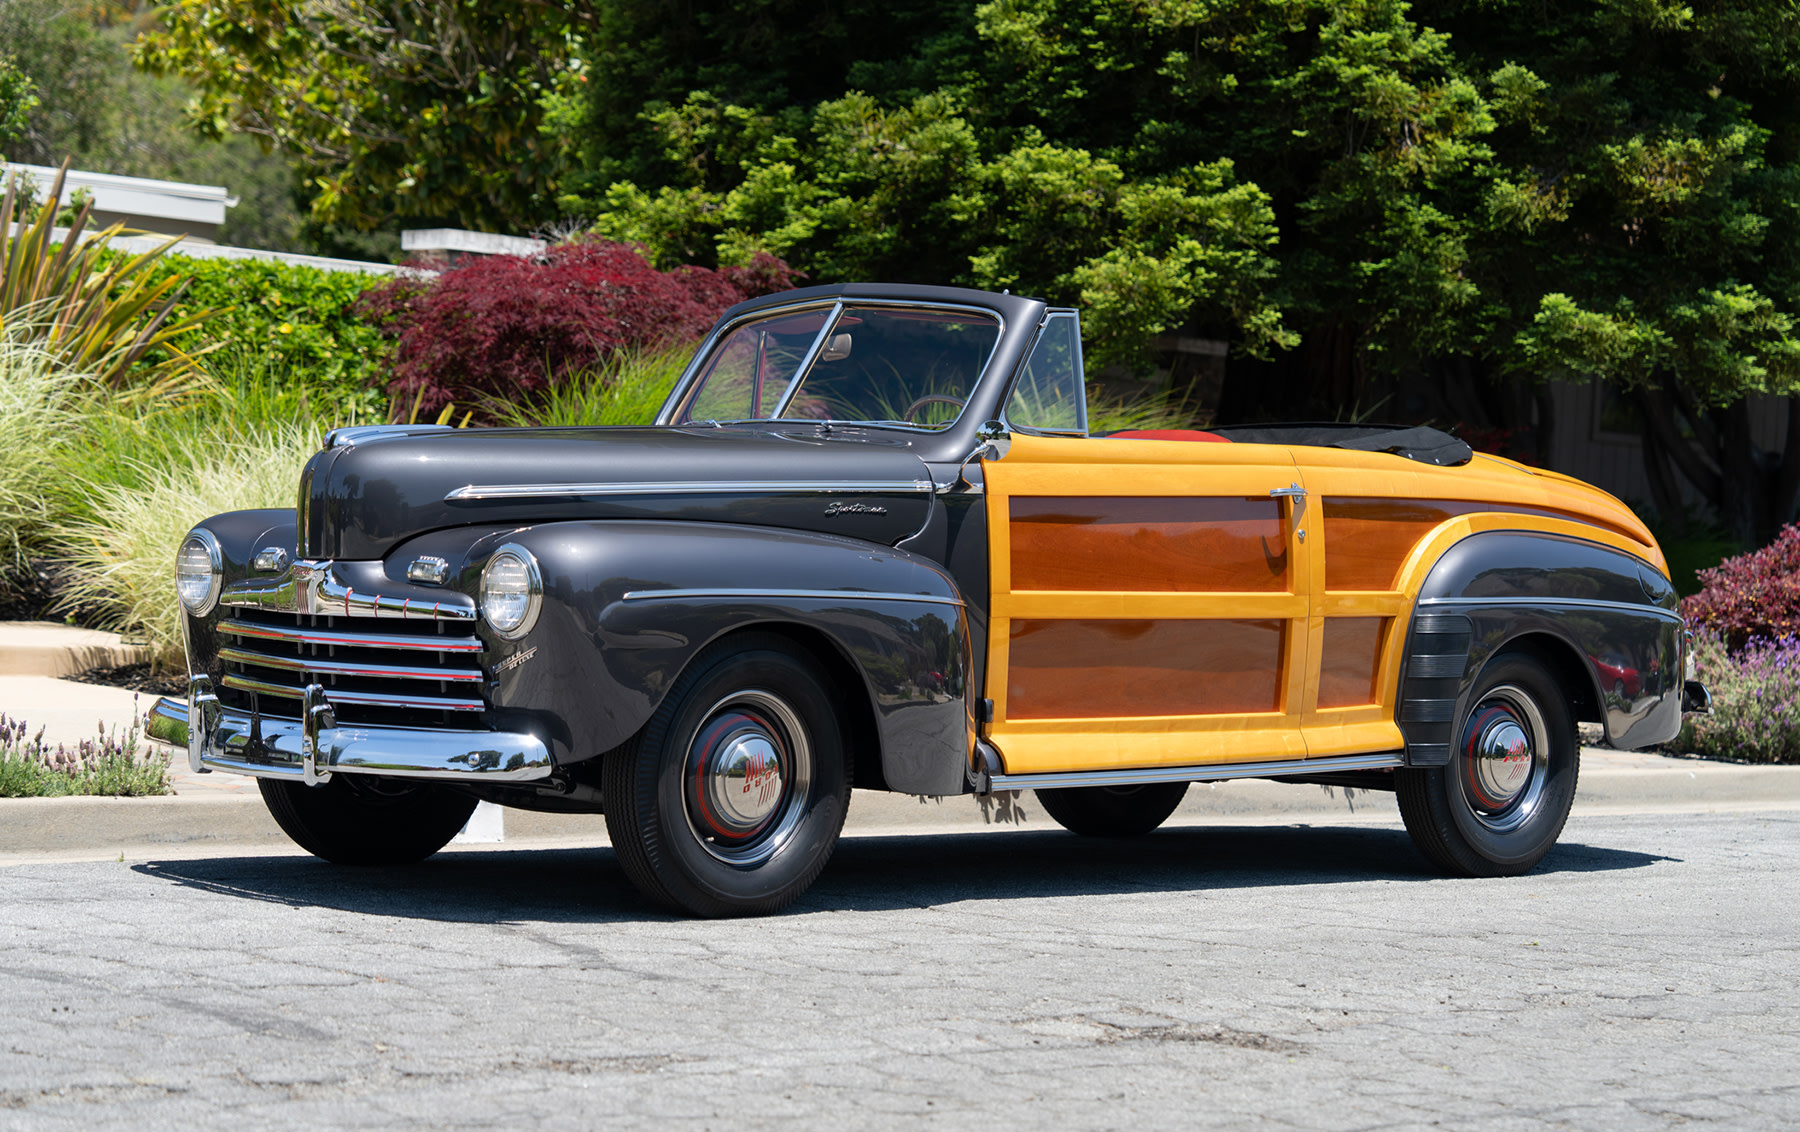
[672,303,1001,430]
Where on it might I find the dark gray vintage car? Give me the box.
[148,283,1706,916]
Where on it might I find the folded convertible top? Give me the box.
[1205,423,1474,467]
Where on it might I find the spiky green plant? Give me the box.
[1,162,210,385]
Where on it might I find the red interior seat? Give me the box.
[1103,429,1231,443]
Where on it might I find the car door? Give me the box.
[981,434,1314,774]
[1289,449,1461,759]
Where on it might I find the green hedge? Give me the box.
[136,253,396,415]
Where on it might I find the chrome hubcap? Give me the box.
[1458,685,1549,833]
[682,690,811,865]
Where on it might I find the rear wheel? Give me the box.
[1036,781,1189,837]
[259,776,477,865]
[1397,652,1580,877]
[603,635,851,917]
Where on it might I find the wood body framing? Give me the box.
[983,435,1665,775]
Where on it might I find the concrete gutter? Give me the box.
[4,662,1797,863]
[2,749,1796,866]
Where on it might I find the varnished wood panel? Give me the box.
[1007,618,1284,719]
[1011,497,1288,592]
[1318,617,1387,708]
[1323,499,1501,591]
[1322,497,1613,591]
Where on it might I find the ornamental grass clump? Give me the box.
[0,709,171,797]
[1675,630,1800,764]
[0,332,79,565]
[49,356,340,666]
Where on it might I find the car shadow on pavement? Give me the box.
[130,821,1672,924]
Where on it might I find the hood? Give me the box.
[300,425,939,561]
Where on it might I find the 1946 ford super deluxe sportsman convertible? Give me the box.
[145,283,1709,916]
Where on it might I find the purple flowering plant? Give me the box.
[0,701,171,797]
[1676,629,1800,763]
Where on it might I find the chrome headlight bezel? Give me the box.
[480,543,542,640]
[176,528,223,616]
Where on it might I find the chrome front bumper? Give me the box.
[145,676,551,786]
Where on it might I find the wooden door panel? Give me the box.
[984,435,1310,774]
[1007,618,1285,719]
[1010,497,1289,592]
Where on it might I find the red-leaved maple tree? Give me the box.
[357,242,795,415]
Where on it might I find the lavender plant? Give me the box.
[1675,629,1800,764]
[0,704,172,797]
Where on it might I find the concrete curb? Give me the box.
[0,622,149,678]
[4,751,1797,864]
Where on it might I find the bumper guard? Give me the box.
[144,677,551,785]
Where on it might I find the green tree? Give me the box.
[0,0,308,252]
[134,0,585,233]
[0,54,37,153]
[557,0,1800,543]
[1437,0,1800,543]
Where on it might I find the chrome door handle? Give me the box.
[1269,484,1307,498]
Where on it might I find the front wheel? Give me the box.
[1396,652,1580,877]
[603,635,851,917]
[259,776,477,865]
[1037,781,1189,837]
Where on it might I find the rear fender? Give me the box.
[1399,531,1682,759]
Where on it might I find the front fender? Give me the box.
[486,521,973,795]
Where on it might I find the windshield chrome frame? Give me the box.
[657,297,1009,432]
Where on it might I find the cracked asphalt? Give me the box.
[2,809,1796,1130]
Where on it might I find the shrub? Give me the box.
[134,253,396,419]
[1680,525,1800,651]
[0,710,170,797]
[1674,629,1800,764]
[49,362,334,666]
[356,242,794,416]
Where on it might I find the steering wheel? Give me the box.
[901,394,967,423]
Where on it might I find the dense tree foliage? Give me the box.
[547,0,1800,541]
[122,0,1800,539]
[134,0,582,232]
[0,0,307,250]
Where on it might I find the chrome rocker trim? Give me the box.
[144,683,551,786]
[983,751,1405,792]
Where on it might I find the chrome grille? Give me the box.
[215,609,488,729]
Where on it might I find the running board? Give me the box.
[985,751,1405,792]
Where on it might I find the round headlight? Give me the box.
[176,529,222,615]
[480,545,542,639]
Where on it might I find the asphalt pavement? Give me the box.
[2,809,1796,1130]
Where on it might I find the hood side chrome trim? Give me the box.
[443,479,935,503]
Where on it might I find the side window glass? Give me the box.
[1005,314,1087,435]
